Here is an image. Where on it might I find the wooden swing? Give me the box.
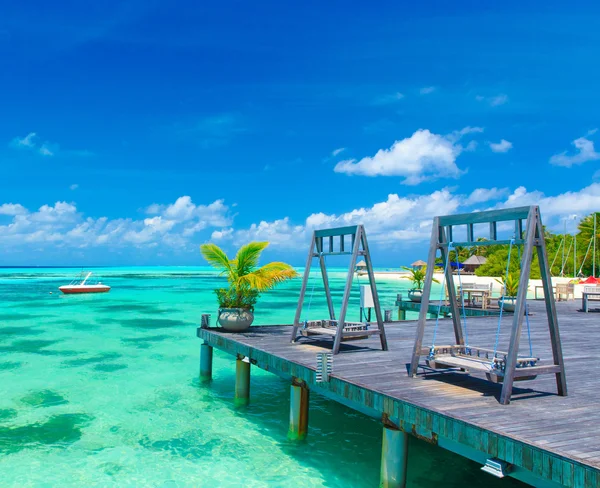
[408,206,568,404]
[290,225,388,354]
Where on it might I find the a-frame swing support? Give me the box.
[290,225,388,355]
[409,206,567,405]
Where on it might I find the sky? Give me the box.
[1,1,600,266]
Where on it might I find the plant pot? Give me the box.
[408,289,423,302]
[498,296,516,313]
[217,308,254,332]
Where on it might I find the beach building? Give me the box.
[462,254,487,273]
[410,259,427,270]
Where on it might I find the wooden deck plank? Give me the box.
[198,299,600,486]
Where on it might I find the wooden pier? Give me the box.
[197,300,600,487]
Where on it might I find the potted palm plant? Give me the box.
[200,241,298,332]
[402,266,438,302]
[496,274,519,312]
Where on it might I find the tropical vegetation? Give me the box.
[495,273,520,297]
[402,266,439,290]
[200,241,298,310]
[433,212,600,279]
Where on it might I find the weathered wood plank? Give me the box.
[198,298,600,487]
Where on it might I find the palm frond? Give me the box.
[238,262,298,291]
[235,241,269,276]
[200,244,233,276]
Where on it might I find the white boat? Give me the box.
[59,271,110,294]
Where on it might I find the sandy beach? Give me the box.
[373,270,584,299]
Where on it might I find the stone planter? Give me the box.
[217,308,254,332]
[408,289,423,302]
[498,296,516,313]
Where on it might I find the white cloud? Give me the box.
[490,94,509,106]
[419,86,436,95]
[70,184,79,190]
[334,127,482,185]
[214,190,462,249]
[489,139,513,153]
[372,92,404,105]
[12,132,37,148]
[465,187,509,205]
[0,196,231,252]
[498,183,600,232]
[10,132,93,158]
[549,133,600,167]
[11,132,58,156]
[476,94,509,107]
[146,196,230,231]
[0,203,28,216]
[332,147,346,157]
[213,183,600,252]
[38,144,54,156]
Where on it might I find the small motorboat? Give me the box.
[59,271,110,294]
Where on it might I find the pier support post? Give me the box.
[199,343,213,382]
[234,356,251,406]
[380,423,408,488]
[397,309,406,321]
[288,380,309,440]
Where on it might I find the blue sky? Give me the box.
[1,1,600,266]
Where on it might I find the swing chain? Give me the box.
[303,251,323,327]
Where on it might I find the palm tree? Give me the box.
[469,237,489,257]
[401,266,439,290]
[576,212,600,276]
[200,241,298,310]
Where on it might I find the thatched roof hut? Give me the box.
[463,255,487,273]
[410,260,427,269]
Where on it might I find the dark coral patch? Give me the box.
[21,390,68,408]
[121,335,171,348]
[0,413,92,454]
[62,352,122,367]
[119,318,188,330]
[94,363,127,372]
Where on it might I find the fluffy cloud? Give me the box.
[549,133,600,167]
[146,196,230,236]
[465,187,509,205]
[9,132,90,158]
[0,196,231,252]
[10,132,56,156]
[500,183,600,219]
[213,189,463,249]
[489,139,513,153]
[334,128,482,185]
[211,184,600,251]
[0,203,28,216]
[13,132,37,148]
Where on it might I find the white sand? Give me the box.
[373,271,585,299]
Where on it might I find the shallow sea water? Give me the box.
[0,267,523,487]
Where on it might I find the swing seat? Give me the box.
[424,345,540,382]
[301,319,382,341]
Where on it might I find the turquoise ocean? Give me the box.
[0,267,522,487]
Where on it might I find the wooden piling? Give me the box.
[380,424,409,488]
[199,343,213,382]
[235,356,251,406]
[288,380,309,440]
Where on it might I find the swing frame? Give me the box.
[290,225,388,354]
[409,206,568,405]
